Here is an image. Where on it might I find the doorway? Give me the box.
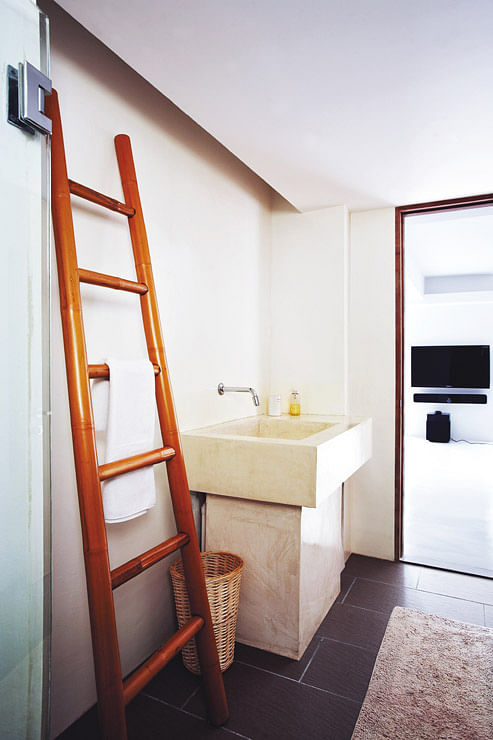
[396,195,493,577]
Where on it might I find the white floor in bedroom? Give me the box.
[402,435,493,577]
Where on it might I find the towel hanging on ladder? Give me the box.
[92,358,157,522]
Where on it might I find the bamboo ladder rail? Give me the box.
[46,90,228,739]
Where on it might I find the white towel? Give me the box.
[92,358,157,523]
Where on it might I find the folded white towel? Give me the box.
[92,358,157,523]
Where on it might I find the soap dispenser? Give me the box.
[289,390,301,416]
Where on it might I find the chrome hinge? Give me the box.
[7,61,52,135]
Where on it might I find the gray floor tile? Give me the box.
[344,554,421,588]
[317,602,389,654]
[417,567,493,605]
[346,577,485,625]
[234,638,319,680]
[187,661,360,740]
[302,640,375,702]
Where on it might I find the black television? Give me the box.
[411,345,490,389]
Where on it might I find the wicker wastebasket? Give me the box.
[170,551,244,674]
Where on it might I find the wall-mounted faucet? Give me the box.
[218,383,260,407]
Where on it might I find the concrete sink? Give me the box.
[182,414,372,507]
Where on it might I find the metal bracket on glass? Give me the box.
[7,62,52,135]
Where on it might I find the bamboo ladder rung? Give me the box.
[123,616,204,705]
[68,178,135,216]
[111,533,190,589]
[79,268,148,295]
[88,362,161,379]
[98,446,175,481]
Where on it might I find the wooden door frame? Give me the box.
[394,193,493,561]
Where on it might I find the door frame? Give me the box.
[394,193,493,561]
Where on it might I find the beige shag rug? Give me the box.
[352,606,493,739]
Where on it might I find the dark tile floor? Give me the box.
[58,555,493,740]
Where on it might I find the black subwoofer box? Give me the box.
[426,411,450,443]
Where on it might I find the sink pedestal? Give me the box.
[205,488,344,660]
[182,413,372,660]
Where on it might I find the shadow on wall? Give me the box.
[39,0,277,203]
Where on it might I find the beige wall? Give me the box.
[347,208,396,560]
[44,2,273,735]
[270,197,349,414]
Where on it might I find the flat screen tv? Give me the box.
[411,345,490,389]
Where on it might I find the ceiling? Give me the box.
[54,0,493,211]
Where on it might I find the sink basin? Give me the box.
[209,416,335,440]
[182,414,372,507]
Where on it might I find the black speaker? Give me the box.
[414,393,487,404]
[426,411,450,443]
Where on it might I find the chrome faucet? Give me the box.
[218,383,260,407]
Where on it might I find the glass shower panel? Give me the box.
[0,1,51,737]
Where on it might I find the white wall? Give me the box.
[270,202,398,561]
[270,198,349,414]
[44,2,273,735]
[347,208,396,560]
[405,300,493,442]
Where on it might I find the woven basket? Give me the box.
[170,551,244,674]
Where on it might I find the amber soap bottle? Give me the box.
[289,390,301,416]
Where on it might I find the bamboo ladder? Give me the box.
[46,90,228,738]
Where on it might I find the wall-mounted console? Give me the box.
[413,393,487,404]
